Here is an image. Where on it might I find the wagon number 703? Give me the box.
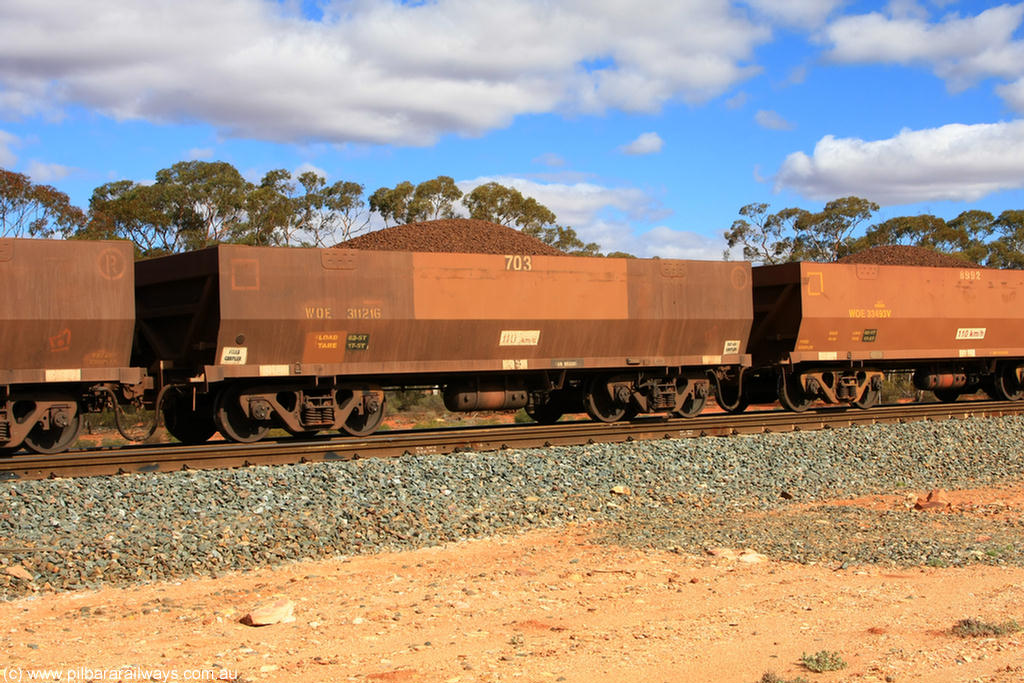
[504,255,533,271]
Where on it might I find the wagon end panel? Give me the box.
[134,247,222,373]
[0,238,136,382]
[749,263,805,365]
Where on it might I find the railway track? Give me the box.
[2,400,1024,481]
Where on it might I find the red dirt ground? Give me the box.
[3,485,1024,683]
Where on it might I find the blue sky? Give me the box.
[2,0,1024,258]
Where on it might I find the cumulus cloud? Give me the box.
[533,152,566,167]
[452,174,723,258]
[785,64,808,86]
[294,162,328,180]
[25,160,73,182]
[186,147,214,160]
[458,174,668,252]
[619,132,664,155]
[0,0,769,146]
[724,91,749,109]
[746,0,843,28]
[636,225,728,260]
[754,109,795,130]
[997,78,1024,111]
[775,120,1024,204]
[823,4,1024,94]
[0,129,17,167]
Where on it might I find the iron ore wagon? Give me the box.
[722,262,1024,412]
[0,238,143,453]
[134,245,753,443]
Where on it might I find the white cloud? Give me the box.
[619,132,664,155]
[530,170,599,184]
[533,152,566,167]
[0,0,770,146]
[453,174,726,258]
[884,0,929,21]
[186,147,214,160]
[785,64,808,86]
[294,162,328,180]
[997,77,1024,111]
[775,120,1024,204]
[26,160,73,183]
[724,91,749,109]
[823,4,1024,94]
[636,225,728,260]
[458,174,668,253]
[0,129,17,167]
[747,0,843,28]
[754,109,795,130]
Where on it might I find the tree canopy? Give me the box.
[9,159,1024,268]
[724,196,879,264]
[2,161,611,257]
[849,208,1023,267]
[724,197,1023,268]
[0,169,86,238]
[80,162,373,256]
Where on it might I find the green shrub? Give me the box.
[386,389,444,414]
[881,371,918,404]
[800,650,846,673]
[759,672,809,683]
[951,618,1021,637]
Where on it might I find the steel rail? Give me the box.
[2,400,1023,481]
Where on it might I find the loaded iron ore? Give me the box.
[337,218,567,255]
[838,245,980,268]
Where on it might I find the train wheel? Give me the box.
[583,377,627,422]
[672,380,707,418]
[214,386,270,443]
[991,365,1024,401]
[852,386,880,409]
[342,398,385,437]
[933,388,961,403]
[777,373,812,412]
[162,388,217,444]
[23,403,83,455]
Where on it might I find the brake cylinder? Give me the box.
[912,371,967,391]
[443,379,528,411]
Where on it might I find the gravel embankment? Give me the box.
[3,416,1024,597]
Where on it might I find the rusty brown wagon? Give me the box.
[0,239,144,453]
[134,246,753,443]
[727,262,1024,412]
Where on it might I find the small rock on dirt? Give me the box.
[915,489,952,511]
[241,597,295,626]
[4,565,34,582]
